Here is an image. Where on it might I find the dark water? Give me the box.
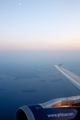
[0,51,80,120]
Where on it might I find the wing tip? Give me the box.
[55,63,63,67]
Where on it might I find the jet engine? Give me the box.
[15,95,80,120]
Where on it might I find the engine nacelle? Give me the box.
[15,95,80,120]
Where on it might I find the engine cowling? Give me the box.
[15,95,80,120]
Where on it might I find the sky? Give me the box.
[0,0,80,51]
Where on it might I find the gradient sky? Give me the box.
[0,0,80,51]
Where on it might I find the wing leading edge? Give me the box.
[55,65,80,89]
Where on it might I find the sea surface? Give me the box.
[0,51,80,120]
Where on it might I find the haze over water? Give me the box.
[0,0,80,119]
[0,51,80,120]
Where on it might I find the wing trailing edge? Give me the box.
[55,65,80,89]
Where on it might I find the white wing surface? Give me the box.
[55,65,80,89]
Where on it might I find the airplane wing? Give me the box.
[55,65,80,89]
[15,64,80,120]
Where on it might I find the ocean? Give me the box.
[0,51,80,120]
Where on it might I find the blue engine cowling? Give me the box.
[15,95,80,120]
[15,105,80,120]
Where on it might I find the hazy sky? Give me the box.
[0,0,80,51]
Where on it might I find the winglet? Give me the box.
[58,63,63,66]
